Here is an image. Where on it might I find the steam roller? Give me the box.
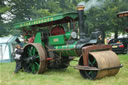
[13,5,122,80]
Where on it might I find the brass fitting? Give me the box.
[77,5,85,10]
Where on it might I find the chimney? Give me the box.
[77,5,85,37]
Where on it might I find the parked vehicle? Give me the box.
[108,38,128,54]
[116,11,128,54]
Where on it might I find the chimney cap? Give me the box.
[77,5,85,10]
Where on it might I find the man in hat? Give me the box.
[14,45,23,73]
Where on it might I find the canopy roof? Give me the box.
[14,12,84,29]
[0,36,18,44]
[117,11,128,18]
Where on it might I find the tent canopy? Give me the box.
[0,36,18,63]
[0,36,17,44]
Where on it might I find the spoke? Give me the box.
[92,60,96,65]
[90,71,96,78]
[32,48,36,56]
[32,63,35,73]
[88,58,96,66]
[26,63,32,72]
[35,62,39,66]
[36,56,40,58]
[35,62,39,71]
[85,71,91,79]
[88,71,95,79]
[89,71,93,75]
[28,48,32,56]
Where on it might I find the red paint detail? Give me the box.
[119,44,124,48]
[46,58,53,61]
[51,26,65,35]
[28,36,35,43]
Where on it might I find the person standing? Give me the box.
[14,45,23,73]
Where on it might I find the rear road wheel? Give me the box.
[22,43,47,74]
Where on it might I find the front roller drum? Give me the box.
[22,43,47,74]
[77,45,122,79]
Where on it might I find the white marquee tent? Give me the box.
[0,36,17,63]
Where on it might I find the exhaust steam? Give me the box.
[78,0,105,11]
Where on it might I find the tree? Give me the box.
[0,0,11,37]
[0,0,127,37]
[85,0,128,39]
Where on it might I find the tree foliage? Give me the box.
[0,0,128,37]
[0,0,11,37]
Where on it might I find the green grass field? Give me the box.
[0,54,128,85]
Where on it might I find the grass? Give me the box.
[0,54,128,85]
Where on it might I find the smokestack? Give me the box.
[77,5,85,37]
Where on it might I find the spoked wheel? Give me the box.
[22,43,47,74]
[79,55,98,80]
